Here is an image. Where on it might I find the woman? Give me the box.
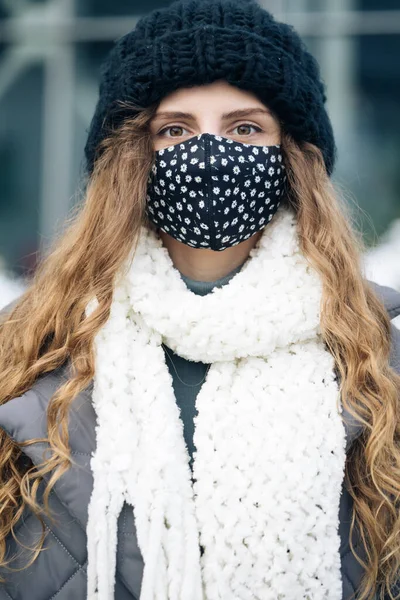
[0,0,400,599]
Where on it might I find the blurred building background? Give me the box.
[0,0,400,305]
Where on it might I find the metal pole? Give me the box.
[38,0,76,251]
[314,0,357,172]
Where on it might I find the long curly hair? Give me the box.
[0,103,400,600]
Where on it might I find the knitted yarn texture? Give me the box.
[86,206,347,599]
[84,0,337,176]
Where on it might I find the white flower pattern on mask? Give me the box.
[146,134,286,251]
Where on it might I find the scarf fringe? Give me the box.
[87,480,122,599]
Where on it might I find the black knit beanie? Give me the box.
[84,0,337,176]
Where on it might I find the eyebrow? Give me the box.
[152,108,272,121]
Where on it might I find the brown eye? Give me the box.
[169,126,184,137]
[157,125,189,138]
[237,124,252,135]
[232,123,262,137]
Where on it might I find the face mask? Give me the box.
[146,133,287,251]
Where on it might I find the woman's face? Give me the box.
[149,80,281,151]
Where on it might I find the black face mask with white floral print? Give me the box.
[146,133,287,251]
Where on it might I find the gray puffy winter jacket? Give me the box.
[0,282,399,600]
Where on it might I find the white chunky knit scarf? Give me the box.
[86,206,347,600]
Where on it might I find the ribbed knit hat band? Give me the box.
[84,0,337,176]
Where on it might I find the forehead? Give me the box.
[155,80,269,113]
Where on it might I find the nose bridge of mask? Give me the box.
[199,133,227,232]
[181,133,216,212]
[196,133,253,225]
[201,132,215,193]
